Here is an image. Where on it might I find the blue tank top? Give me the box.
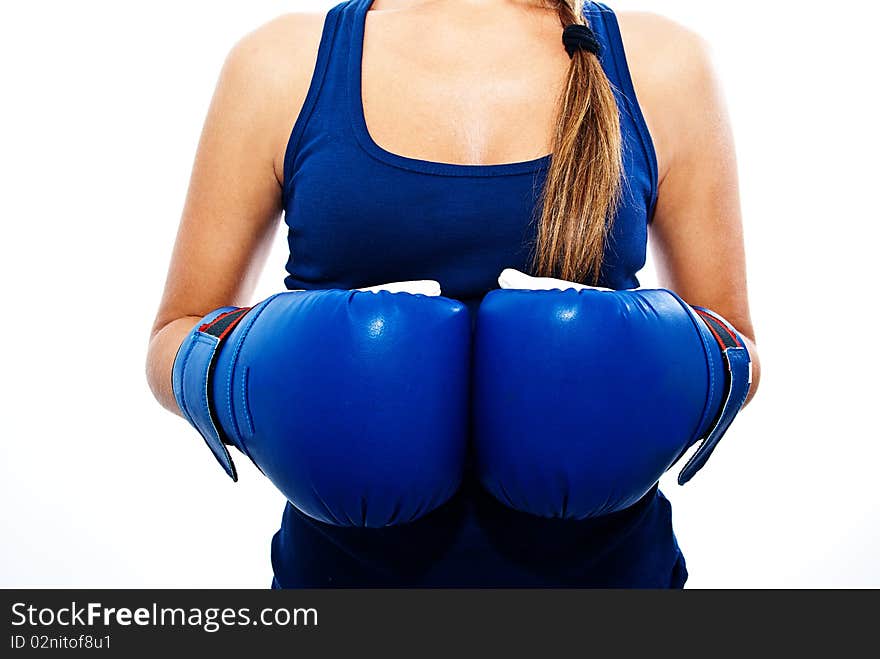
[272,0,686,588]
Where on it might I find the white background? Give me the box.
[1,1,877,588]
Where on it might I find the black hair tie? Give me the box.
[562,24,601,59]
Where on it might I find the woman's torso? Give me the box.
[270,0,682,587]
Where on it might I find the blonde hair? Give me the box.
[534,0,623,283]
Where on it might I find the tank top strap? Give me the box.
[282,1,361,203]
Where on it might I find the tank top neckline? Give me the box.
[346,0,553,178]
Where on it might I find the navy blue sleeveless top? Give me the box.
[272,0,687,588]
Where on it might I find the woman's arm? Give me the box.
[146,15,324,414]
[623,15,761,403]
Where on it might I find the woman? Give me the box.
[147,0,760,588]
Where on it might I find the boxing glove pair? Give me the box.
[172,273,750,527]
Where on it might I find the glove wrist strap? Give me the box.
[171,307,251,481]
[678,307,752,485]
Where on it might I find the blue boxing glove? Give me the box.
[172,282,471,527]
[473,269,751,520]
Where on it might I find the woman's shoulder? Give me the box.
[615,11,713,80]
[223,12,329,92]
[613,11,724,180]
[217,12,332,175]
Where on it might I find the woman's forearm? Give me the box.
[146,316,204,415]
